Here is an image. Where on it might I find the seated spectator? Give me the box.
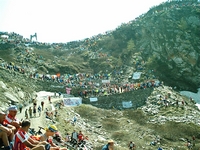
[13,120,49,150]
[4,105,22,133]
[0,111,15,150]
[40,125,67,150]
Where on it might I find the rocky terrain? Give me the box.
[0,0,200,149]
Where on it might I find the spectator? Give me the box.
[71,130,78,147]
[65,133,70,143]
[40,125,67,150]
[102,139,114,150]
[78,131,84,143]
[13,120,49,150]
[72,116,77,126]
[48,96,51,104]
[0,111,15,150]
[41,101,44,111]
[33,106,36,118]
[4,105,21,133]
[128,141,136,150]
[25,109,28,119]
[18,103,23,113]
[192,135,195,146]
[29,107,32,118]
[38,106,41,117]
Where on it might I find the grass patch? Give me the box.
[102,118,119,130]
[74,104,109,122]
[123,109,148,125]
[151,121,200,141]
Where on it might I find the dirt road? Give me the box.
[16,96,62,132]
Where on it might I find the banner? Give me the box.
[102,80,110,83]
[90,97,98,102]
[122,101,133,108]
[66,87,72,94]
[63,97,82,106]
[132,72,142,79]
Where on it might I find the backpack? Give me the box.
[102,144,109,150]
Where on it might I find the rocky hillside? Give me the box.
[0,1,200,149]
[90,0,200,92]
[1,1,200,93]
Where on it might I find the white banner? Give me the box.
[102,80,110,83]
[90,97,98,102]
[122,101,133,108]
[132,72,142,79]
[63,97,82,106]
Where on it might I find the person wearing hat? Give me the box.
[40,125,67,150]
[0,111,15,150]
[102,139,114,150]
[4,105,22,133]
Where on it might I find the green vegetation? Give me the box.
[123,109,148,125]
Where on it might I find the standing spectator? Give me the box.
[192,135,195,146]
[54,109,58,117]
[33,99,37,107]
[71,130,78,147]
[25,109,28,119]
[58,92,61,98]
[38,106,41,117]
[18,103,23,113]
[29,107,32,118]
[128,141,136,150]
[72,116,77,126]
[4,105,21,133]
[48,96,51,104]
[41,101,44,111]
[33,106,36,117]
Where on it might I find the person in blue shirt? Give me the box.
[102,139,114,150]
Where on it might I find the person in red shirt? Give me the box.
[4,105,22,133]
[0,111,15,150]
[78,131,84,143]
[13,120,49,150]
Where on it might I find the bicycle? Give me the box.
[29,126,45,136]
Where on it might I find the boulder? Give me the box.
[4,91,19,103]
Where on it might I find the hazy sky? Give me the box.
[0,0,167,43]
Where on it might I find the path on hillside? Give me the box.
[17,96,62,132]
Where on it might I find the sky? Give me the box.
[0,0,167,43]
